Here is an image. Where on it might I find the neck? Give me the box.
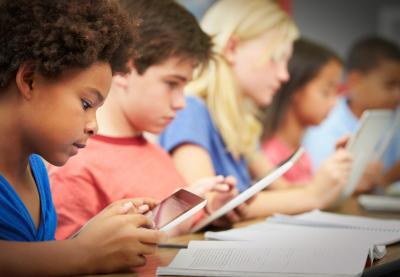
[347,97,364,119]
[0,89,31,182]
[275,109,305,149]
[96,87,142,137]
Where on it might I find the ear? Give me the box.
[15,63,36,100]
[223,35,240,65]
[112,74,129,90]
[346,70,363,90]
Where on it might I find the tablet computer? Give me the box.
[334,109,394,206]
[146,189,207,232]
[191,147,305,232]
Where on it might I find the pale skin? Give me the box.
[169,33,353,220]
[96,56,239,233]
[0,62,166,276]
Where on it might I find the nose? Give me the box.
[171,91,186,111]
[277,62,290,83]
[84,114,98,136]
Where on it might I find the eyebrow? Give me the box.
[168,74,191,83]
[85,87,105,104]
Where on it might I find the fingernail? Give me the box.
[138,204,149,214]
[120,202,134,213]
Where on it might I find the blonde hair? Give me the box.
[187,0,299,160]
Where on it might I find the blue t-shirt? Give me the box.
[303,97,400,171]
[159,96,251,192]
[0,154,57,241]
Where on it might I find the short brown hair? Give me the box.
[0,0,135,89]
[119,0,212,74]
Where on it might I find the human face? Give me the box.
[118,56,195,134]
[353,60,400,110]
[229,32,292,107]
[22,62,111,166]
[293,60,342,126]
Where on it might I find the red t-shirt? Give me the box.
[49,135,187,239]
[262,136,313,184]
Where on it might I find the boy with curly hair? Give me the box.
[0,0,165,275]
[49,0,240,240]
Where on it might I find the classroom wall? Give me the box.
[177,0,400,59]
[293,0,400,58]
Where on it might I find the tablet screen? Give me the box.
[148,189,205,229]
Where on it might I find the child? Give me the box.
[261,38,343,184]
[304,36,400,191]
[49,0,237,240]
[0,0,165,275]
[160,0,353,217]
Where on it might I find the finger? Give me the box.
[135,228,167,244]
[135,242,158,255]
[225,211,241,223]
[130,255,147,267]
[123,213,154,228]
[212,183,231,192]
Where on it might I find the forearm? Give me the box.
[383,161,400,185]
[245,188,321,218]
[0,239,90,276]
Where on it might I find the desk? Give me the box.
[83,197,400,277]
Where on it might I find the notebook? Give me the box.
[267,210,400,236]
[358,194,400,213]
[157,240,369,276]
[191,147,305,232]
[335,110,394,206]
[205,221,389,261]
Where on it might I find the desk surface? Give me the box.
[83,197,400,277]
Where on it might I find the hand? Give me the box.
[308,149,352,208]
[355,162,384,193]
[335,134,351,149]
[72,199,167,274]
[186,175,236,197]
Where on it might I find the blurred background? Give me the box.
[177,0,400,58]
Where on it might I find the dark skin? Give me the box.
[347,59,400,188]
[0,63,166,276]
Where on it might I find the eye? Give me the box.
[81,99,92,111]
[166,81,179,90]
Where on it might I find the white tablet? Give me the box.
[146,189,207,232]
[335,110,394,205]
[191,147,305,232]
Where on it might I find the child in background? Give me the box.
[160,0,353,218]
[49,0,237,240]
[262,38,343,184]
[0,0,166,276]
[304,36,400,192]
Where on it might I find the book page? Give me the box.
[163,241,368,276]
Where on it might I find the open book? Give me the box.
[191,147,304,232]
[157,240,369,276]
[335,110,394,205]
[205,221,391,261]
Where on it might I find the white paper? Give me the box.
[157,241,368,276]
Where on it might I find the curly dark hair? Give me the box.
[0,0,135,89]
[119,0,212,75]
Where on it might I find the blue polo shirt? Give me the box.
[303,97,400,171]
[0,154,57,241]
[159,96,252,192]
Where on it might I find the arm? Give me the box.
[383,161,400,185]
[244,149,353,218]
[0,200,166,276]
[171,144,242,223]
[247,152,299,190]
